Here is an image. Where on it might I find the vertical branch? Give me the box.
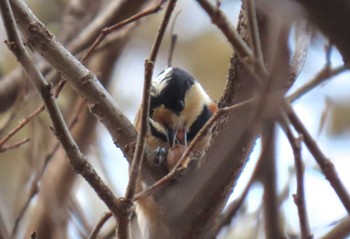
[261,123,285,239]
[125,0,177,201]
[283,101,350,214]
[280,116,312,239]
[122,0,177,237]
[245,0,264,66]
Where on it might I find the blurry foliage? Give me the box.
[180,31,231,101]
[328,100,350,137]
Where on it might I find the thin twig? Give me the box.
[196,0,268,83]
[0,72,68,149]
[11,98,86,235]
[0,85,25,136]
[0,105,43,148]
[288,65,348,102]
[0,137,30,153]
[11,0,164,187]
[134,98,254,201]
[280,115,312,239]
[1,0,123,220]
[81,0,166,63]
[167,10,181,66]
[283,100,350,214]
[197,0,252,60]
[88,212,113,239]
[68,197,92,237]
[125,0,177,200]
[121,1,177,238]
[245,0,264,67]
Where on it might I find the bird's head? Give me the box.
[149,67,216,148]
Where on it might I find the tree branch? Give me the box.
[10,0,163,185]
[88,212,113,239]
[0,137,30,153]
[81,0,166,63]
[283,101,350,214]
[280,116,312,239]
[1,0,123,221]
[288,65,348,102]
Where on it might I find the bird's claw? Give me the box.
[153,146,168,169]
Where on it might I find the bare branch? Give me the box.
[280,115,312,239]
[120,1,178,237]
[81,0,166,63]
[0,137,30,153]
[88,212,113,239]
[10,0,164,185]
[0,105,44,148]
[196,0,267,83]
[261,123,285,239]
[283,101,350,214]
[245,0,264,66]
[66,0,149,54]
[1,0,123,221]
[196,0,253,61]
[126,0,177,201]
[288,65,348,102]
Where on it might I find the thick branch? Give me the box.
[10,0,163,184]
[1,0,123,220]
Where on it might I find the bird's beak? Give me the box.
[166,126,187,148]
[176,126,187,146]
[166,127,176,148]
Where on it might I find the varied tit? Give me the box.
[134,66,217,169]
[134,67,217,238]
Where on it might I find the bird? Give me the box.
[134,66,217,169]
[134,66,217,238]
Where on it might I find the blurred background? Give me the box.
[0,0,350,238]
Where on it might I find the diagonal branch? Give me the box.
[10,0,164,185]
[0,137,30,153]
[1,0,123,221]
[81,0,166,63]
[283,101,350,214]
[288,65,348,102]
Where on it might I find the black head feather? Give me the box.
[150,67,196,115]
